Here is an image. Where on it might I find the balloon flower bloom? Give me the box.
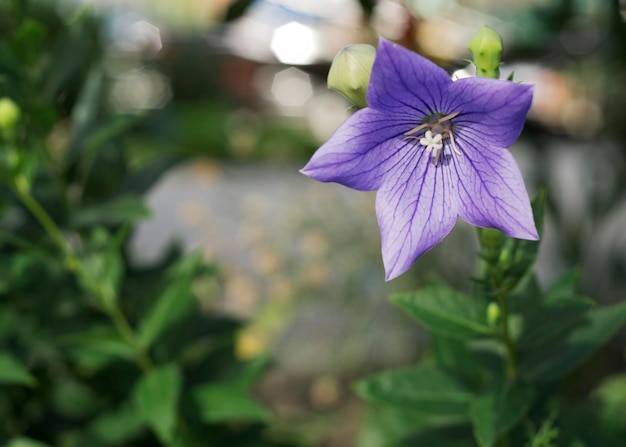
[301,38,538,280]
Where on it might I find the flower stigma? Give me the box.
[404,111,462,166]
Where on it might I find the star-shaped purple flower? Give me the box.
[301,38,539,281]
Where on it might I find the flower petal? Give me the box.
[448,78,533,148]
[376,149,459,280]
[300,108,407,191]
[452,137,538,240]
[368,38,453,118]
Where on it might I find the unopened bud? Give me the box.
[327,44,376,109]
[498,249,511,268]
[0,98,20,133]
[478,228,505,252]
[469,26,503,79]
[487,302,500,327]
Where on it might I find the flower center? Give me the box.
[404,111,462,166]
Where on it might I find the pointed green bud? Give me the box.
[327,44,376,109]
[478,228,505,252]
[487,302,500,328]
[468,26,503,79]
[498,249,511,268]
[0,97,20,134]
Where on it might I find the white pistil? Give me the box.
[404,110,462,166]
[419,130,443,165]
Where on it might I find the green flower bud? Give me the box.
[0,97,20,133]
[498,248,511,268]
[327,44,376,109]
[487,302,500,327]
[478,228,505,252]
[468,26,503,79]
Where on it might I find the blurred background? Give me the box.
[1,0,625,446]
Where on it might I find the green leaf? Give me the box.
[523,412,560,447]
[61,326,135,372]
[390,284,491,339]
[431,334,489,381]
[520,300,626,383]
[594,372,626,434]
[193,355,271,423]
[517,294,592,350]
[235,354,270,388]
[132,364,181,444]
[0,353,36,386]
[357,404,476,447]
[398,425,477,447]
[89,402,145,445]
[193,382,270,423]
[356,404,433,447]
[544,268,591,306]
[117,154,182,196]
[5,437,52,447]
[469,381,534,447]
[517,268,592,350]
[72,195,150,227]
[137,253,206,349]
[354,364,474,416]
[51,379,101,419]
[77,248,123,310]
[82,114,144,156]
[69,65,104,147]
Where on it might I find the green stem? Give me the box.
[14,185,152,372]
[496,287,516,380]
[15,185,73,258]
[106,305,153,372]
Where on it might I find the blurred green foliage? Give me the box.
[0,3,289,446]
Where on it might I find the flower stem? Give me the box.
[106,304,153,372]
[496,287,516,380]
[477,228,517,380]
[13,184,152,372]
[15,184,73,258]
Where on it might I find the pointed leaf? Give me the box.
[137,254,205,349]
[544,268,589,305]
[357,405,433,447]
[431,334,498,384]
[235,354,270,388]
[391,284,491,339]
[132,364,181,444]
[193,356,271,423]
[193,382,270,423]
[68,65,104,154]
[354,364,473,416]
[61,327,135,372]
[77,248,123,310]
[72,195,150,228]
[89,402,145,445]
[520,300,626,383]
[517,290,593,350]
[0,353,36,386]
[469,381,534,447]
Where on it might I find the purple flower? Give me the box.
[300,38,539,281]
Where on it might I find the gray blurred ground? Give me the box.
[129,160,479,377]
